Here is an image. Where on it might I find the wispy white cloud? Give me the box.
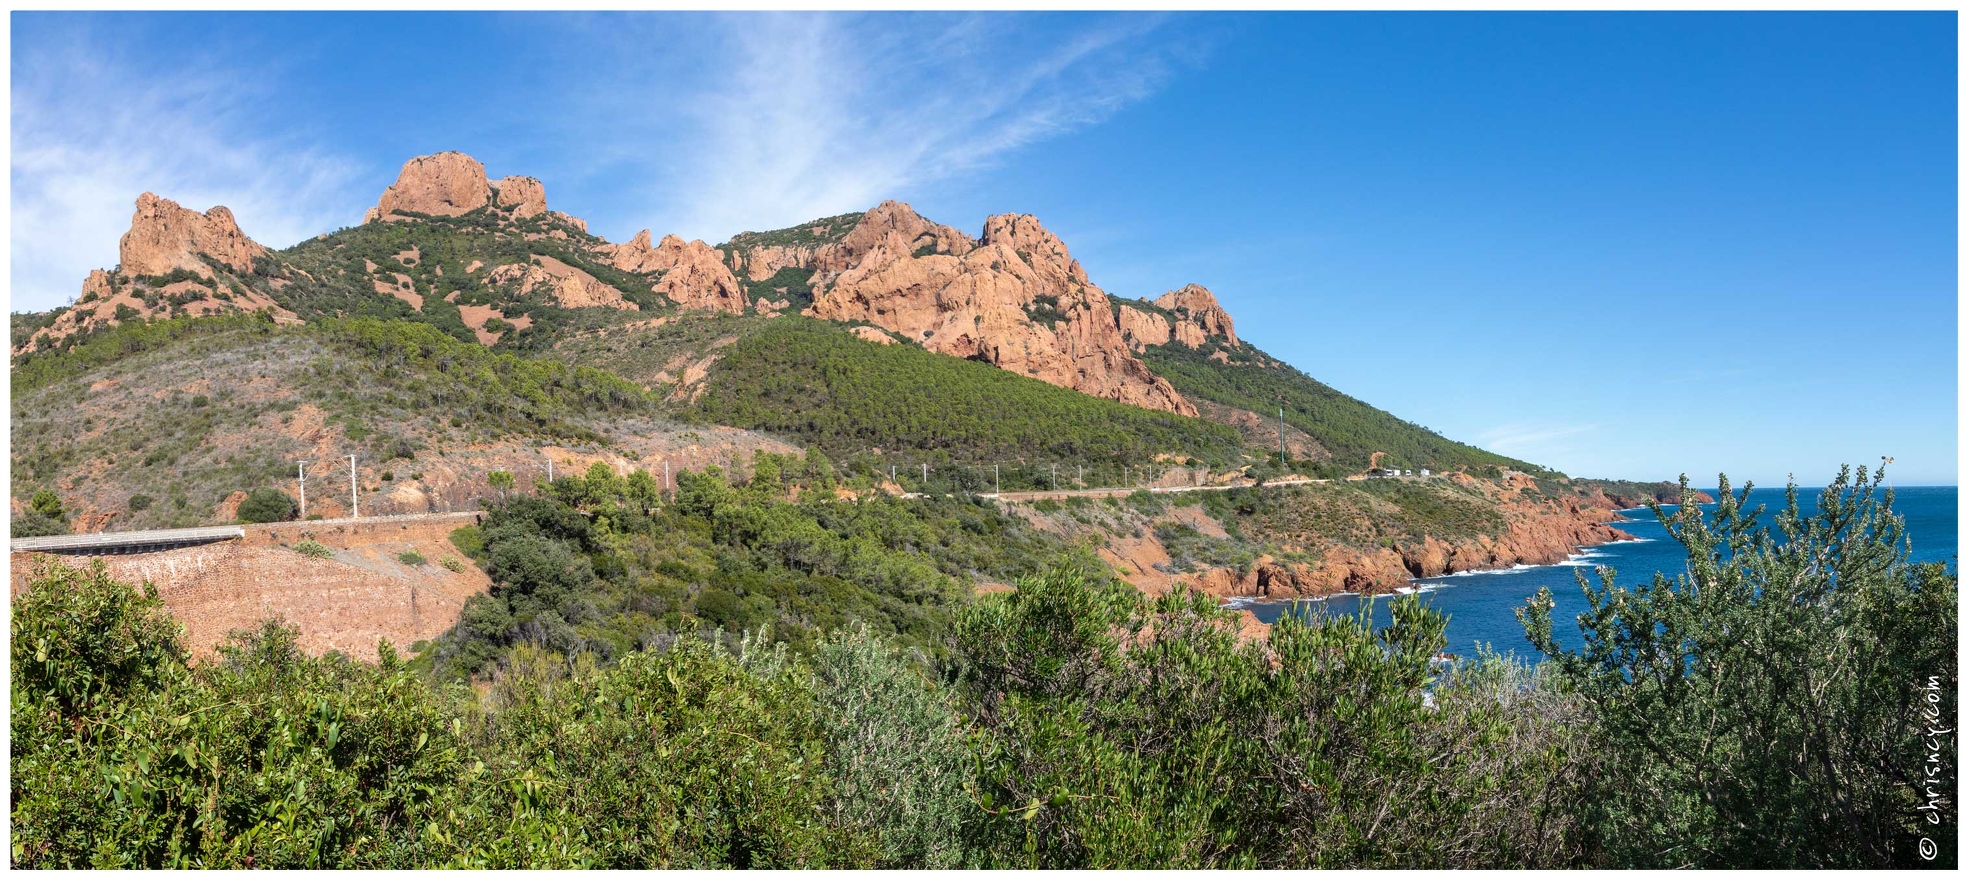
[574,13,1211,242]
[10,13,1211,311]
[10,24,365,311]
[1475,422,1601,462]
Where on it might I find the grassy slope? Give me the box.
[11,316,663,530]
[540,309,782,394]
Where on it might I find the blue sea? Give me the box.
[1237,485,1958,658]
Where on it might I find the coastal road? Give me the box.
[980,477,1327,504]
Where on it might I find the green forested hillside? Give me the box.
[1141,340,1540,475]
[690,318,1248,475]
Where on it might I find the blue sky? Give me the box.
[11,12,1957,485]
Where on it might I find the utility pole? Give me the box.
[922,463,928,486]
[1051,463,1057,490]
[994,464,1000,495]
[349,454,359,519]
[546,454,553,482]
[890,464,896,484]
[664,461,670,490]
[296,460,308,520]
[1078,465,1083,486]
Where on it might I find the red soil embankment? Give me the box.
[11,513,490,661]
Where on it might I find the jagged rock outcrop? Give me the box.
[491,175,546,218]
[1182,484,1635,601]
[1116,284,1239,351]
[596,229,666,274]
[726,200,974,282]
[809,208,1196,415]
[598,232,750,314]
[1156,284,1239,348]
[364,152,559,224]
[119,193,267,278]
[595,231,747,313]
[1117,305,1172,350]
[14,195,296,354]
[486,256,636,311]
[825,200,975,277]
[366,152,492,222]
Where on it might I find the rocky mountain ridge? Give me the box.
[18,152,1246,418]
[723,200,1244,414]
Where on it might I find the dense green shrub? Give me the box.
[955,565,1589,868]
[11,489,70,538]
[797,625,969,868]
[10,561,187,719]
[12,568,466,868]
[291,540,333,559]
[235,488,299,524]
[1523,466,1959,868]
[428,642,859,867]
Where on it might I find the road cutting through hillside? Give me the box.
[978,477,1327,503]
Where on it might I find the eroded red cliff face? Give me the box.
[719,201,1246,415]
[598,231,750,314]
[16,194,296,354]
[363,151,546,222]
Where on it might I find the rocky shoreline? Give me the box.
[1183,483,1644,603]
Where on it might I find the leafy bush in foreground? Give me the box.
[1523,464,1959,868]
[957,566,1589,868]
[11,563,461,868]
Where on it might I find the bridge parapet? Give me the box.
[10,526,246,556]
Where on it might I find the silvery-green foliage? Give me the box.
[807,623,970,868]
